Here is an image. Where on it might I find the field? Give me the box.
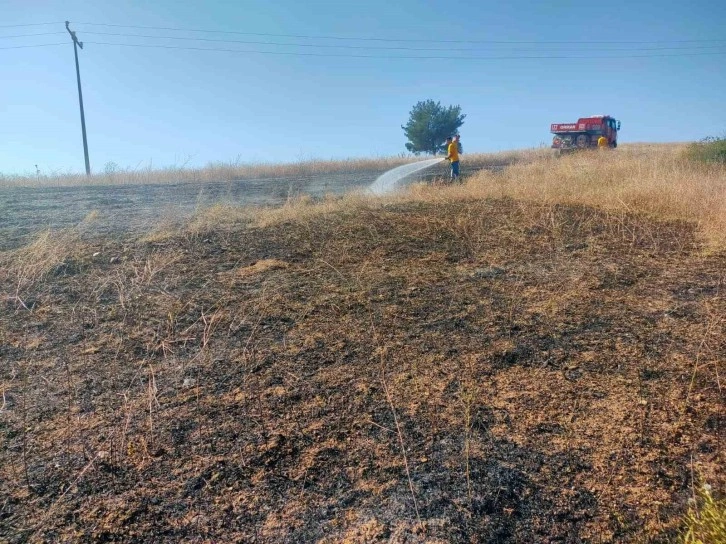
[0,154,508,252]
[0,145,723,543]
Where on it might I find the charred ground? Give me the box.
[0,198,723,542]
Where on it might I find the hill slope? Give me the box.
[1,196,723,542]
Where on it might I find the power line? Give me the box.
[74,21,726,45]
[0,32,66,39]
[0,42,66,50]
[0,22,64,28]
[83,40,726,60]
[79,31,726,52]
[3,21,724,46]
[3,39,723,59]
[2,36,724,59]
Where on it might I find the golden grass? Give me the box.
[6,143,722,253]
[0,223,90,292]
[0,150,543,188]
[454,145,726,248]
[0,212,101,306]
[0,229,77,310]
[224,259,289,280]
[173,148,548,229]
[0,156,406,187]
[194,143,724,249]
[2,229,75,279]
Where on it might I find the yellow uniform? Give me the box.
[597,136,608,148]
[447,142,459,162]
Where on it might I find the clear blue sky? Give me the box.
[2,0,725,175]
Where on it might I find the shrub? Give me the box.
[686,136,726,164]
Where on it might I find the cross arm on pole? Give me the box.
[65,21,83,48]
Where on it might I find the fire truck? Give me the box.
[551,115,621,152]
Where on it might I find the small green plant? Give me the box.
[686,136,726,164]
[680,483,726,544]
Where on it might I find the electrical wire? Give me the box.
[0,42,66,50]
[0,22,64,28]
[0,32,66,39]
[78,31,726,52]
[2,22,724,59]
[83,40,726,59]
[73,21,726,45]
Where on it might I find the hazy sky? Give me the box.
[2,0,725,174]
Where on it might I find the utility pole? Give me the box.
[65,21,91,176]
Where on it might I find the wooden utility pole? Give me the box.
[65,21,91,175]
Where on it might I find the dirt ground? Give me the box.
[0,198,723,542]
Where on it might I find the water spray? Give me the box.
[369,158,444,195]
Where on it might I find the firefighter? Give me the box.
[445,136,460,180]
[597,135,608,149]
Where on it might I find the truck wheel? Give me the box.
[611,140,617,148]
[576,134,589,148]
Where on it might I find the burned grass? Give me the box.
[0,198,723,543]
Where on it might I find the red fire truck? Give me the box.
[551,115,621,152]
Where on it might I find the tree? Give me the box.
[401,100,466,155]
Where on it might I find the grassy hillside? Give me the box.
[0,145,723,542]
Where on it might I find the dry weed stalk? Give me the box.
[379,351,422,526]
[147,365,160,448]
[26,440,116,540]
[131,253,179,287]
[683,302,725,415]
[119,392,132,462]
[19,365,31,490]
[363,265,422,528]
[458,357,480,512]
[200,307,223,350]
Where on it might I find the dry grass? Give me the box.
[2,194,722,542]
[445,144,726,248]
[680,484,726,543]
[0,150,541,188]
[1,142,723,542]
[1,156,410,187]
[193,144,724,250]
[0,225,91,305]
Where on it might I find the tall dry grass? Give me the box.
[0,150,543,188]
[0,229,79,307]
[186,144,722,249]
[0,156,414,188]
[0,212,99,304]
[405,144,726,249]
[7,143,723,252]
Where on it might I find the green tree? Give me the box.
[401,100,466,155]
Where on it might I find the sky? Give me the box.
[1,0,725,175]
